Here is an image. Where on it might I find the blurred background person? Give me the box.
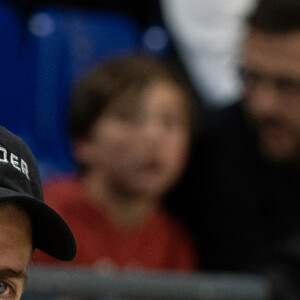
[160,0,257,110]
[32,53,200,272]
[169,0,300,298]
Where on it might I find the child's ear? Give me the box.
[71,139,94,165]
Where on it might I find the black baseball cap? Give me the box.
[0,126,76,261]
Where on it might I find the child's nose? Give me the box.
[142,120,164,144]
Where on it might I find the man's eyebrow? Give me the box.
[0,268,28,281]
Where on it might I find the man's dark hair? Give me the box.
[248,0,300,33]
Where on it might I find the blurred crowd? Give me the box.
[1,0,300,299]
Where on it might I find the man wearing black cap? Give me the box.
[0,125,76,299]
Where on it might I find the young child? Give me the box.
[33,53,199,271]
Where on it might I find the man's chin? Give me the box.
[256,125,299,163]
[259,140,297,163]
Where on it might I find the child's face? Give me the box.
[82,80,191,197]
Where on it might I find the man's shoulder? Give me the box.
[199,102,253,151]
[204,101,245,134]
[193,101,261,181]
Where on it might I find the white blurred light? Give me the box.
[28,13,55,37]
[142,26,169,52]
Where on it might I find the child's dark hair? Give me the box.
[69,53,200,143]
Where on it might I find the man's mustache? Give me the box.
[255,117,288,132]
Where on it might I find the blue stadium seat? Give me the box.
[0,2,25,135]
[25,6,141,179]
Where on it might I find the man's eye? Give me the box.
[0,281,13,296]
[276,78,300,95]
[240,68,261,85]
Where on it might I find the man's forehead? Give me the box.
[0,204,32,262]
[244,29,300,74]
[246,29,300,53]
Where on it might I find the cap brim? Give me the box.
[0,187,76,261]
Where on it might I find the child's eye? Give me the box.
[162,115,187,130]
[116,111,135,121]
[162,117,176,128]
[115,111,142,125]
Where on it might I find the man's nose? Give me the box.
[247,80,282,117]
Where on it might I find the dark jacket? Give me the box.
[167,102,300,299]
